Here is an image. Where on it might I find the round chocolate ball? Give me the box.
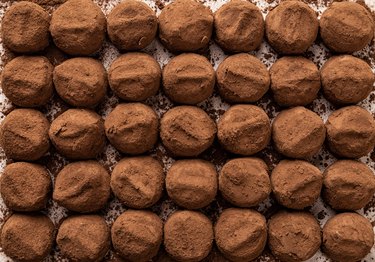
[163,53,215,104]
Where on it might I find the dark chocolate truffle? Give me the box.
[104,103,158,154]
[270,56,320,106]
[272,106,325,159]
[111,156,164,209]
[271,160,323,209]
[53,161,110,213]
[112,210,163,262]
[214,0,264,53]
[326,106,375,158]
[57,215,110,262]
[215,208,267,261]
[166,159,217,209]
[320,2,374,53]
[1,214,55,262]
[323,213,374,261]
[265,1,318,54]
[49,109,105,159]
[0,109,50,161]
[218,105,271,155]
[108,53,161,101]
[50,0,106,55]
[1,2,49,53]
[160,106,216,157]
[268,211,321,262]
[162,53,215,104]
[107,1,157,51]
[321,55,374,105]
[323,160,375,210]
[164,211,213,261]
[216,54,270,103]
[2,56,53,107]
[53,57,107,108]
[159,0,213,53]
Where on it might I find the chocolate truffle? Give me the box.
[326,106,375,158]
[166,159,217,209]
[53,161,110,213]
[108,53,161,101]
[2,56,53,107]
[2,2,49,53]
[107,1,157,51]
[270,56,320,106]
[321,55,374,105]
[57,215,110,262]
[320,2,374,53]
[219,158,270,207]
[50,0,106,55]
[104,103,158,154]
[112,210,163,262]
[111,157,163,209]
[272,106,325,159]
[215,208,267,261]
[214,0,264,53]
[53,57,107,108]
[1,214,55,262]
[265,1,318,54]
[271,160,323,209]
[218,105,271,155]
[163,53,215,104]
[268,211,321,262]
[159,0,213,53]
[49,109,105,159]
[164,211,213,261]
[323,160,375,210]
[216,54,270,103]
[323,213,374,261]
[0,109,50,161]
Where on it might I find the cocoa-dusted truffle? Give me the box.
[2,56,53,107]
[160,106,216,157]
[111,157,163,209]
[0,109,50,161]
[108,53,161,101]
[219,158,270,207]
[215,208,267,261]
[50,0,106,55]
[53,58,107,108]
[320,2,374,53]
[2,2,49,53]
[265,1,318,54]
[164,211,213,261]
[159,0,213,53]
[216,54,270,103]
[214,0,264,53]
[53,161,110,213]
[270,56,320,106]
[268,211,321,262]
[321,55,374,104]
[326,106,375,158]
[166,159,217,209]
[323,160,375,210]
[323,213,374,261]
[104,103,158,154]
[1,214,55,262]
[218,105,271,155]
[112,210,163,262]
[57,215,110,262]
[272,106,325,159]
[271,160,323,209]
[107,1,157,51]
[163,53,215,104]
